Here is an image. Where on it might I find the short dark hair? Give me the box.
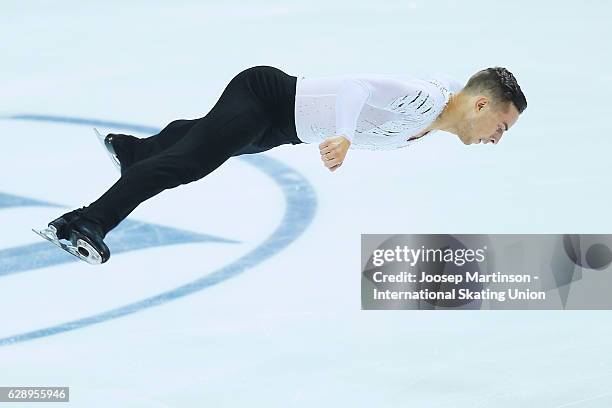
[463,67,527,114]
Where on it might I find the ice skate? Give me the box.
[33,214,111,265]
[46,207,85,240]
[93,127,123,173]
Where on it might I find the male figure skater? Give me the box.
[38,65,527,264]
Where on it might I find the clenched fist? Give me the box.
[319,135,351,172]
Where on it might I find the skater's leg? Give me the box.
[133,119,201,162]
[77,70,272,236]
[114,66,302,164]
[110,119,199,168]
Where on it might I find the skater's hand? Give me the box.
[319,135,350,172]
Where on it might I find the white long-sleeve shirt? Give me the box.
[293,72,463,150]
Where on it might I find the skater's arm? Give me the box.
[332,75,434,144]
[320,75,431,172]
[316,79,368,173]
[319,74,432,171]
[334,78,372,144]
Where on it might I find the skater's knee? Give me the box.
[122,153,205,185]
[177,161,207,183]
[164,119,191,131]
[160,155,203,183]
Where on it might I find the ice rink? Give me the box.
[1,0,612,406]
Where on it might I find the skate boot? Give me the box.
[47,206,86,241]
[33,212,110,265]
[93,128,128,174]
[64,215,111,264]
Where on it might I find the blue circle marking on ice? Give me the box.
[0,114,317,347]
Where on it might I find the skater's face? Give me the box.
[459,96,519,145]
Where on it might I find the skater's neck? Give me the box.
[428,92,465,135]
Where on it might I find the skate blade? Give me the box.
[93,127,121,174]
[32,227,103,265]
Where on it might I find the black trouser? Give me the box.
[78,65,303,236]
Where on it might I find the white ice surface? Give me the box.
[1,1,612,407]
